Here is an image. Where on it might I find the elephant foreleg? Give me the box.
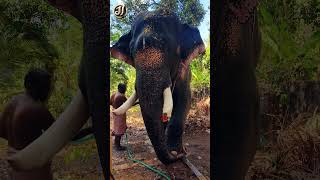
[166,72,191,154]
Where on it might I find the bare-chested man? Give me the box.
[110,83,128,151]
[0,68,55,180]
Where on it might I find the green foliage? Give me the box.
[110,28,133,94]
[125,68,137,95]
[47,17,83,117]
[0,0,82,118]
[300,0,320,27]
[257,0,320,94]
[111,0,205,33]
[0,0,61,109]
[0,0,66,66]
[110,58,130,91]
[190,41,210,89]
[176,0,206,27]
[109,59,136,95]
[63,143,96,165]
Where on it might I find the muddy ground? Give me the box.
[111,109,210,180]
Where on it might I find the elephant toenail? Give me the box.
[171,151,178,156]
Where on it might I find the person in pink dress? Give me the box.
[110,83,128,151]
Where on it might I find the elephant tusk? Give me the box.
[7,90,89,170]
[113,90,138,115]
[163,87,173,118]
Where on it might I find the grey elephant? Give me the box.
[111,9,206,164]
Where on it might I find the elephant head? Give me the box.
[111,10,205,164]
[7,0,108,178]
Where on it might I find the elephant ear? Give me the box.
[179,24,206,77]
[110,31,135,67]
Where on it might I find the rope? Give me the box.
[124,131,171,180]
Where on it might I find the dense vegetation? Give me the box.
[0,0,318,115]
[0,0,82,117]
[251,1,320,178]
[257,0,320,95]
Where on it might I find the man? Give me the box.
[0,68,55,180]
[110,83,128,151]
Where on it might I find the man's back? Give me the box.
[111,92,127,109]
[2,94,53,148]
[1,93,54,180]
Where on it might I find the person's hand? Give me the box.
[6,147,48,171]
[5,147,24,171]
[6,155,17,169]
[111,110,118,116]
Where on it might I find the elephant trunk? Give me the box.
[136,72,178,165]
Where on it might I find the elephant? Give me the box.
[6,0,109,178]
[110,9,206,164]
[212,0,261,179]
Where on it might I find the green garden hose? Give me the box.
[70,134,94,144]
[124,131,171,180]
[69,130,171,180]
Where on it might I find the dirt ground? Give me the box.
[111,109,210,180]
[0,97,210,180]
